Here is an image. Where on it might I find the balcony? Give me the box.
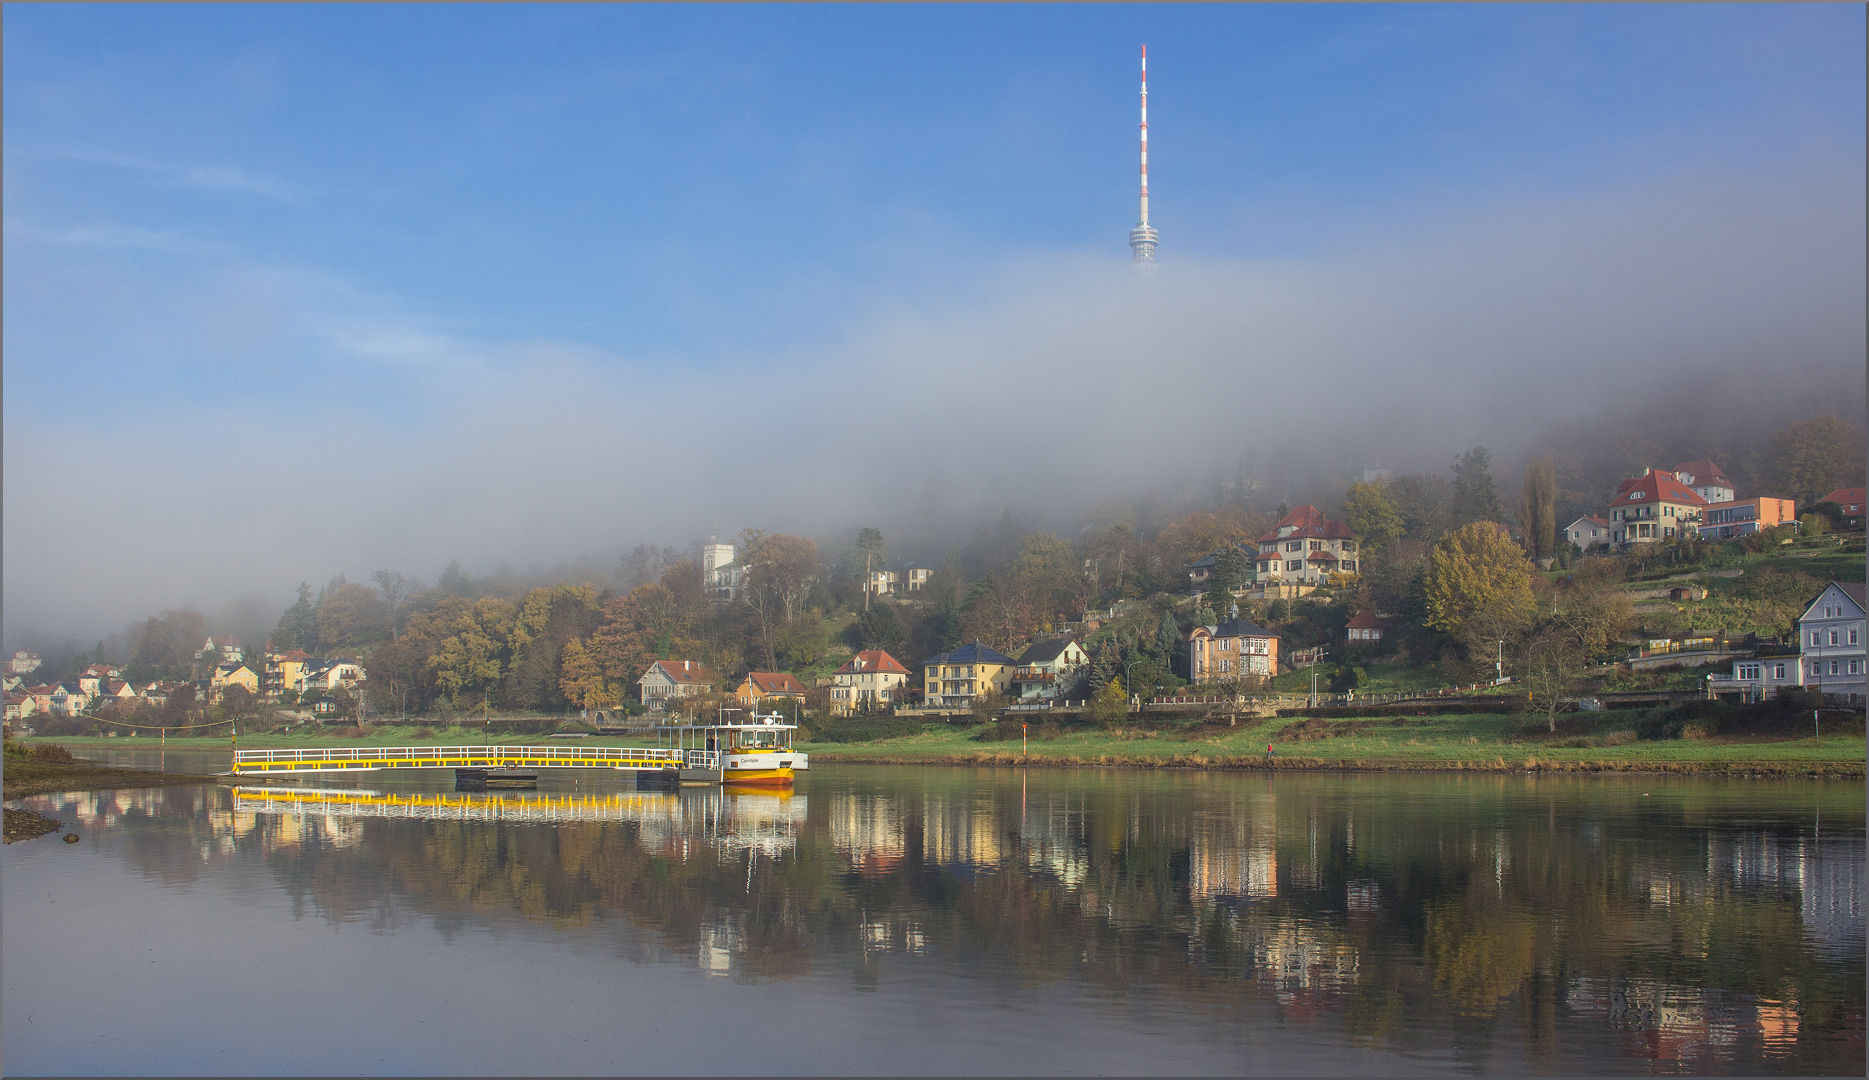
[1012,668,1056,683]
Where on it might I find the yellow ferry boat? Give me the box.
[652,708,807,788]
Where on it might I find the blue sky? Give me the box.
[5,4,1864,642]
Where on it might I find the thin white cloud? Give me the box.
[35,147,310,203]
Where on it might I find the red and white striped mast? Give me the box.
[1129,44,1159,271]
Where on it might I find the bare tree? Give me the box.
[372,570,416,641]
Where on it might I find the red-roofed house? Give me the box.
[1819,487,1864,528]
[638,659,719,709]
[732,671,808,707]
[1253,506,1361,588]
[1673,460,1735,505]
[1607,469,1707,546]
[830,650,912,714]
[1344,610,1392,645]
[1564,514,1612,550]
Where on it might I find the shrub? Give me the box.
[1602,729,1638,746]
[410,728,436,739]
[5,741,76,763]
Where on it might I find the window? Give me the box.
[1739,664,1761,680]
[1831,661,1840,676]
[1852,630,1860,645]
[1830,630,1840,646]
[1287,560,1300,571]
[1287,541,1302,552]
[1774,664,1787,680]
[1309,541,1322,551]
[1851,660,1862,676]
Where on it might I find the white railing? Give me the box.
[232,744,684,768]
[684,749,720,769]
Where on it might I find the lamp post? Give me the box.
[1124,660,1139,713]
[1495,640,1505,685]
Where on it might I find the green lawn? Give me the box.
[796,710,1864,773]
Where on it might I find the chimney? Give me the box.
[684,660,690,673]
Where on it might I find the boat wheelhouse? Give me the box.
[649,707,807,787]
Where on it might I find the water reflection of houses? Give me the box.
[1705,826,1863,954]
[824,792,906,874]
[1188,795,1277,903]
[1018,790,1090,889]
[921,792,1006,871]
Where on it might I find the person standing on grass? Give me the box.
[1265,743,1275,763]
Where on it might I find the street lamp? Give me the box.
[1495,640,1505,685]
[1123,660,1139,713]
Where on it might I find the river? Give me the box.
[4,754,1861,1075]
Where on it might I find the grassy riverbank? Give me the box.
[18,708,1864,778]
[798,709,1865,777]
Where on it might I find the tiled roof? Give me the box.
[1820,487,1864,509]
[923,642,1018,667]
[1566,515,1610,529]
[1608,470,1707,508]
[745,672,807,695]
[1258,505,1357,544]
[834,650,910,675]
[649,660,717,685]
[1673,459,1731,487]
[1305,550,1339,562]
[1212,617,1277,640]
[1346,610,1390,629]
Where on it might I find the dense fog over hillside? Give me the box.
[6,161,1863,652]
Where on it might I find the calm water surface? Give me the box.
[4,754,1862,1076]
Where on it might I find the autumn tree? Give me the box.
[1519,457,1557,559]
[129,608,208,681]
[557,638,619,711]
[1342,480,1405,554]
[1523,576,1634,731]
[1421,521,1536,662]
[315,581,390,649]
[1770,415,1866,503]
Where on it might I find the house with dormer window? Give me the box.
[1606,470,1707,546]
[1252,506,1359,589]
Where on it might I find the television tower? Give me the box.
[1129,45,1158,272]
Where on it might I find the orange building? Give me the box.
[1699,497,1796,540]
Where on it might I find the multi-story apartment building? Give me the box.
[1699,497,1797,540]
[921,642,1018,708]
[1606,469,1707,545]
[1253,506,1360,586]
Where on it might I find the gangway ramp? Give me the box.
[231,744,683,776]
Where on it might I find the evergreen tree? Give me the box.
[1088,640,1116,696]
[438,559,471,596]
[1452,446,1503,525]
[1152,608,1179,665]
[273,582,317,652]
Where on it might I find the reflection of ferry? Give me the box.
[650,709,807,787]
[230,786,807,856]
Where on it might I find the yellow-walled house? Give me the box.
[921,642,1018,708]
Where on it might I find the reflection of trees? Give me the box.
[84,772,1862,1073]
